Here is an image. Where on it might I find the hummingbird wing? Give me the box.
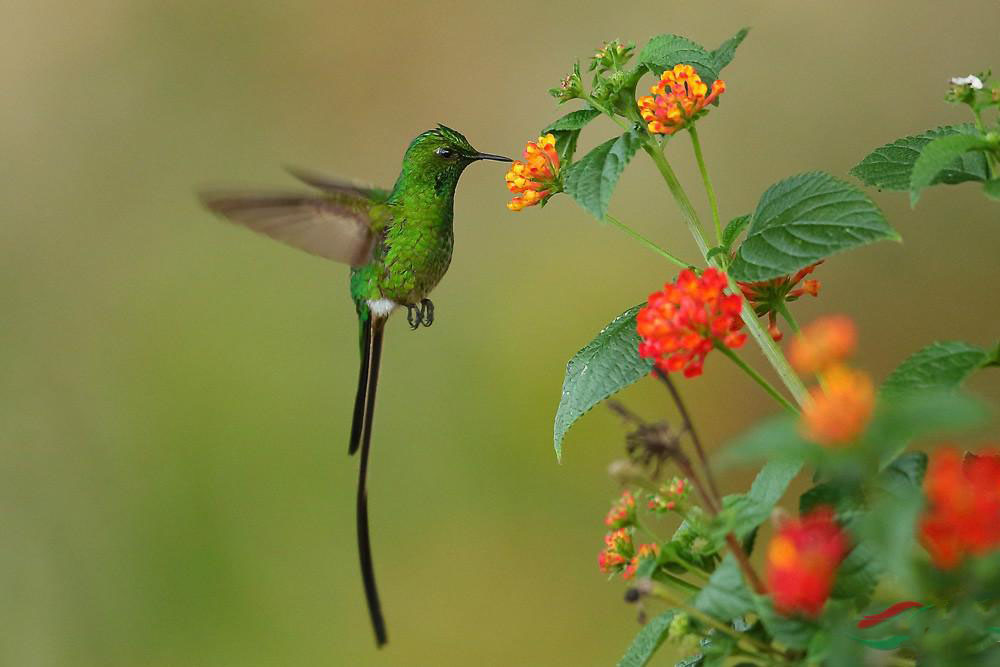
[199,189,384,267]
[284,166,392,203]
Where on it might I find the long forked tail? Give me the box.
[351,313,388,646]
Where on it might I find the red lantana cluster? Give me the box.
[638,64,726,135]
[648,477,690,513]
[604,490,637,529]
[598,528,634,575]
[766,508,849,617]
[637,268,746,378]
[919,447,1000,569]
[738,262,822,341]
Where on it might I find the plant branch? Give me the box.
[604,214,690,268]
[688,126,723,244]
[715,344,799,414]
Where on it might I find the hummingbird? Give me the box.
[199,125,511,647]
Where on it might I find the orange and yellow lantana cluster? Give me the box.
[505,134,561,211]
[638,64,726,135]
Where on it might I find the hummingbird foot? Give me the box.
[405,299,435,330]
[419,299,434,327]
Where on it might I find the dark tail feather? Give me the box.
[354,315,388,647]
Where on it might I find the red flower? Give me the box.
[505,134,561,211]
[604,490,638,529]
[919,447,1000,569]
[598,528,635,575]
[788,315,857,375]
[738,262,822,342]
[766,508,849,617]
[638,64,726,135]
[648,477,690,513]
[636,268,747,378]
[800,364,875,446]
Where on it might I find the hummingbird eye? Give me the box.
[435,147,456,159]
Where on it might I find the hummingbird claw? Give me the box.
[420,299,434,327]
[406,304,420,330]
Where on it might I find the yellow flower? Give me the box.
[638,64,726,135]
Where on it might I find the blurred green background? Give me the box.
[3,1,999,665]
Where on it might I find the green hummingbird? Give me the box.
[200,125,511,647]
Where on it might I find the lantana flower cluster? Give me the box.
[919,447,1000,569]
[637,268,747,378]
[638,64,726,135]
[765,507,849,617]
[598,490,660,580]
[788,316,875,446]
[648,477,690,513]
[505,134,561,211]
[738,262,822,341]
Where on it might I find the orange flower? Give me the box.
[623,543,660,580]
[766,508,849,617]
[919,447,1000,569]
[800,364,875,446]
[637,268,746,378]
[505,134,561,211]
[604,490,638,529]
[638,64,726,135]
[738,262,822,342]
[788,315,857,374]
[598,528,635,575]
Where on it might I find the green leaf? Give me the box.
[543,108,601,132]
[728,171,898,282]
[753,595,819,649]
[850,124,989,191]
[693,555,754,621]
[863,391,988,468]
[881,341,990,399]
[876,451,928,496]
[553,304,652,459]
[617,610,676,667]
[831,541,882,606]
[718,416,820,465]
[910,133,992,205]
[564,129,641,220]
[543,108,602,165]
[720,214,750,253]
[710,28,749,72]
[639,34,719,85]
[985,179,1000,200]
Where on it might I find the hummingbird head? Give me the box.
[394,125,511,199]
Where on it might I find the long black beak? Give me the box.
[473,152,512,162]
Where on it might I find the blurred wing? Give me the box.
[199,190,379,266]
[284,166,392,204]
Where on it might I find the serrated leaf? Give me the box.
[831,542,882,607]
[721,214,750,253]
[881,340,989,399]
[910,133,991,205]
[876,451,928,497]
[728,171,898,282]
[639,34,719,85]
[718,416,820,465]
[674,656,703,667]
[543,108,601,133]
[564,129,641,220]
[752,595,819,649]
[851,124,989,191]
[694,555,754,621]
[864,391,988,469]
[553,304,652,458]
[985,179,1000,200]
[710,27,749,71]
[617,610,676,667]
[552,130,581,164]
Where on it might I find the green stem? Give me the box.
[644,581,786,661]
[973,108,997,178]
[652,570,703,595]
[643,144,711,256]
[642,140,809,407]
[688,126,723,244]
[716,345,798,414]
[604,215,690,268]
[775,300,800,335]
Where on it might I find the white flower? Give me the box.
[950,74,984,90]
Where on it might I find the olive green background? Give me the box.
[3,2,999,665]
